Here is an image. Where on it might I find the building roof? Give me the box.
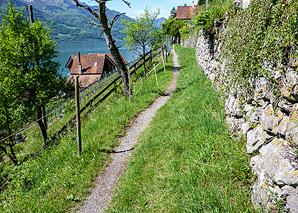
[66,53,127,75]
[65,53,128,88]
[176,6,199,20]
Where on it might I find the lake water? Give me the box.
[55,41,137,76]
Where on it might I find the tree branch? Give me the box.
[82,21,101,28]
[73,0,99,19]
[122,0,131,8]
[109,12,125,28]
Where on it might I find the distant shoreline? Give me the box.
[55,38,125,44]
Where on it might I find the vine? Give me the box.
[221,0,298,97]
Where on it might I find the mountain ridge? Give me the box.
[0,0,132,42]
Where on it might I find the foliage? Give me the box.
[0,1,71,148]
[221,0,298,93]
[197,0,207,5]
[161,16,186,43]
[0,55,173,212]
[122,9,161,56]
[190,0,232,36]
[107,46,254,212]
[170,7,177,18]
[122,8,161,76]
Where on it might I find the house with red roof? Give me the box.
[65,53,128,88]
[176,6,201,20]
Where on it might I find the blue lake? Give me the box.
[55,41,137,76]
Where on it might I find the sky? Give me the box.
[81,0,196,18]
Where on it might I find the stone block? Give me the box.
[246,126,271,153]
[286,70,298,86]
[278,100,293,114]
[248,108,261,124]
[225,94,242,117]
[277,116,289,136]
[286,108,298,146]
[259,105,279,134]
[285,187,298,213]
[259,139,298,186]
[242,0,251,9]
[226,117,244,134]
[240,121,251,136]
[254,77,274,104]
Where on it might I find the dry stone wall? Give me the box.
[182,29,298,212]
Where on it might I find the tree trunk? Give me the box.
[0,146,18,165]
[8,142,18,165]
[143,46,147,78]
[41,105,47,130]
[3,103,18,165]
[37,107,48,144]
[98,2,130,97]
[72,0,130,97]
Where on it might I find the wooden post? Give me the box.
[75,76,82,155]
[41,106,47,130]
[78,52,82,75]
[165,45,168,63]
[90,100,93,110]
[162,46,165,61]
[154,65,158,86]
[128,66,131,103]
[114,81,117,94]
[161,47,166,72]
[29,5,34,25]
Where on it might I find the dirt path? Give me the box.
[78,46,180,213]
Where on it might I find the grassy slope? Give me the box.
[0,57,173,212]
[107,46,255,212]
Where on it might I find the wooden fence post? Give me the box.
[128,66,131,103]
[114,80,117,94]
[75,76,82,155]
[165,45,168,63]
[154,65,158,85]
[161,47,166,72]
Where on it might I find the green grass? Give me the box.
[106,46,255,212]
[0,54,161,180]
[0,55,173,212]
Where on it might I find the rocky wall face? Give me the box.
[182,31,298,212]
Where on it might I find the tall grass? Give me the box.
[107,46,255,212]
[0,56,173,212]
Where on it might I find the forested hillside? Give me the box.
[0,0,132,42]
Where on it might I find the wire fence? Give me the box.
[0,45,166,145]
[46,70,118,124]
[45,49,159,124]
[0,43,170,193]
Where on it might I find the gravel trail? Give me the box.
[78,46,180,213]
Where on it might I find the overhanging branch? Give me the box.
[122,0,131,8]
[82,21,101,28]
[73,0,99,19]
[110,12,125,28]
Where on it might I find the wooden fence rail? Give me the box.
[0,44,168,190]
[0,45,166,146]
